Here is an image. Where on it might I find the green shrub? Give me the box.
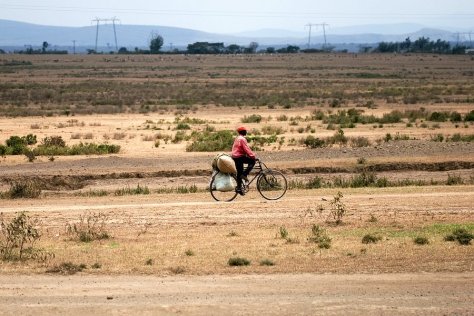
[306,176,324,189]
[446,174,463,185]
[186,130,234,152]
[329,191,346,224]
[279,226,288,239]
[176,122,191,130]
[444,228,473,245]
[349,172,377,188]
[0,145,6,157]
[0,212,49,261]
[429,111,449,122]
[349,136,371,147]
[379,110,402,123]
[241,114,262,123]
[326,129,347,146]
[308,225,332,249]
[8,180,41,199]
[114,184,150,196]
[362,234,381,244]
[66,212,110,242]
[228,257,251,266]
[41,136,65,147]
[450,111,462,122]
[413,236,429,245]
[464,110,474,121]
[303,135,325,148]
[261,125,284,135]
[259,259,275,266]
[47,262,87,275]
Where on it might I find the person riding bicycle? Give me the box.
[232,126,256,195]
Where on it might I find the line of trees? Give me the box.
[9,34,470,55]
[374,37,467,54]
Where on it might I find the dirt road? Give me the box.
[0,273,472,315]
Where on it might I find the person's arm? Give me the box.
[241,138,256,159]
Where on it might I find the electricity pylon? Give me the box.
[92,17,120,52]
[305,23,329,49]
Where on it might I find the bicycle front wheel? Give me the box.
[209,173,238,202]
[256,170,287,200]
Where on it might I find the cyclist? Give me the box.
[232,126,256,195]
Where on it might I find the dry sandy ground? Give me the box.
[0,273,473,315]
[0,186,473,315]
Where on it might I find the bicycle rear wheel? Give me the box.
[256,170,287,200]
[209,173,239,202]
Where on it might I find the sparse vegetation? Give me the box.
[66,212,110,242]
[0,212,51,261]
[308,225,332,249]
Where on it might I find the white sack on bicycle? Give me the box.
[214,172,236,192]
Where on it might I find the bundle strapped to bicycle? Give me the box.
[209,155,287,202]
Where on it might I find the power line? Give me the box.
[2,4,474,19]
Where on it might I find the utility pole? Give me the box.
[91,17,120,52]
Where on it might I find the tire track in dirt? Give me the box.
[1,190,472,214]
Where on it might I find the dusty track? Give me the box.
[0,273,472,315]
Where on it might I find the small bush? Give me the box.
[464,110,474,121]
[308,225,332,249]
[362,234,381,244]
[0,212,50,261]
[444,228,473,245]
[185,249,195,256]
[42,136,66,147]
[145,258,154,265]
[303,135,325,148]
[349,136,371,147]
[186,130,234,152]
[114,184,150,196]
[413,236,429,245]
[259,259,275,266]
[47,262,86,275]
[66,212,110,242]
[228,257,251,266]
[241,114,262,123]
[279,226,288,239]
[8,180,41,199]
[328,191,347,224]
[306,176,324,189]
[446,174,463,185]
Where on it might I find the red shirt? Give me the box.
[231,135,256,159]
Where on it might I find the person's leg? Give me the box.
[233,157,244,190]
[242,157,256,178]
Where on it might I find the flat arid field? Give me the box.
[0,53,473,314]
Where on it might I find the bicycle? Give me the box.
[209,159,287,202]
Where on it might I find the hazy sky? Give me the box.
[1,0,473,33]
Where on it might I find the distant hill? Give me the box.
[0,19,470,52]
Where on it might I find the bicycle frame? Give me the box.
[241,159,267,191]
